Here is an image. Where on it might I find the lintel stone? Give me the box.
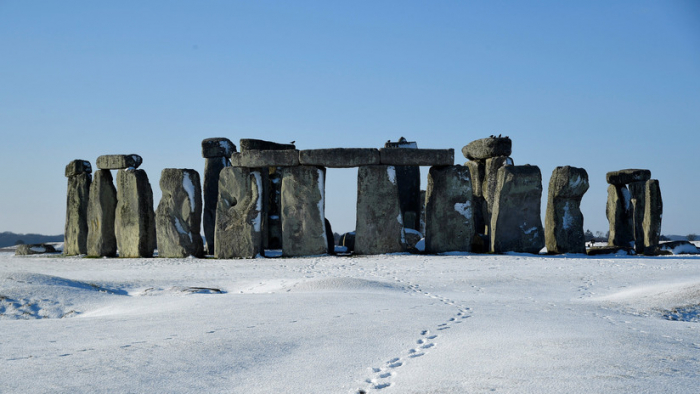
[202,138,236,158]
[379,148,453,166]
[65,160,92,177]
[462,137,512,161]
[606,169,651,185]
[240,139,296,151]
[97,154,143,170]
[299,148,380,168]
[230,150,300,168]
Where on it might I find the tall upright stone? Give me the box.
[384,137,421,231]
[64,160,92,255]
[643,179,663,255]
[355,165,406,255]
[87,169,117,257]
[483,156,514,233]
[281,166,328,257]
[628,181,647,254]
[425,165,475,253]
[156,169,204,258]
[214,167,263,259]
[606,184,634,248]
[202,138,236,255]
[465,160,486,235]
[490,165,544,254]
[115,169,156,258]
[545,166,589,254]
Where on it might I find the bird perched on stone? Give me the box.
[290,141,295,144]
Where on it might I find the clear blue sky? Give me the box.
[1,1,698,236]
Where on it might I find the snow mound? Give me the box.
[0,272,127,319]
[289,277,403,293]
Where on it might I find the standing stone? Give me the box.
[156,169,204,258]
[267,168,283,249]
[202,138,236,255]
[490,165,544,254]
[628,181,647,254]
[465,160,486,235]
[425,166,475,253]
[606,184,634,248]
[214,167,263,259]
[384,138,421,231]
[281,166,328,257]
[64,160,92,255]
[643,179,663,255]
[545,166,589,254]
[325,218,335,255]
[87,169,117,257]
[355,165,406,255]
[115,169,156,258]
[483,156,514,234]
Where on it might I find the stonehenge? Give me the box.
[605,169,662,254]
[63,136,666,259]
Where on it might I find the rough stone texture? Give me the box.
[299,148,380,168]
[96,154,143,170]
[115,169,156,258]
[281,166,328,257]
[383,139,422,231]
[606,184,634,248]
[355,165,406,255]
[214,167,263,259]
[16,243,57,255]
[483,156,514,234]
[202,156,230,255]
[87,169,117,257]
[628,181,646,254]
[156,169,204,258]
[606,169,651,185]
[65,160,92,177]
[230,150,299,168]
[325,218,335,255]
[545,166,589,254]
[240,139,296,151]
[379,148,454,166]
[643,179,663,255]
[462,137,512,161]
[341,232,355,252]
[425,166,475,253]
[490,165,544,254]
[465,160,486,235]
[64,172,91,256]
[202,138,236,159]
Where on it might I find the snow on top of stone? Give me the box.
[387,166,396,184]
[569,174,582,189]
[404,228,421,236]
[252,171,263,232]
[182,172,196,213]
[219,140,232,149]
[454,201,472,221]
[521,224,538,235]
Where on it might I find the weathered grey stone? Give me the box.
[202,138,236,158]
[230,150,300,168]
[606,184,634,248]
[202,156,231,255]
[643,179,663,255]
[115,169,156,258]
[96,154,143,170]
[545,166,589,254]
[281,166,328,257]
[325,219,335,255]
[64,171,91,255]
[267,168,283,250]
[425,166,475,253]
[240,139,296,151]
[299,148,380,168]
[214,167,263,259]
[628,181,646,254]
[87,169,117,257]
[65,160,92,177]
[465,161,485,198]
[404,228,423,252]
[379,148,454,166]
[355,165,406,255]
[340,232,355,252]
[16,243,57,255]
[465,160,486,235]
[483,156,514,234]
[606,169,651,185]
[462,137,512,161]
[156,169,204,258]
[490,165,544,254]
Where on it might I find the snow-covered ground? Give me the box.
[2,251,699,393]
